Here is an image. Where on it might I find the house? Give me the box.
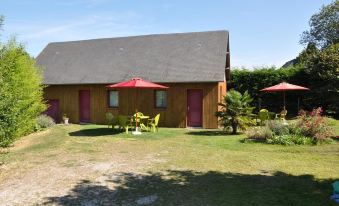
[37,30,230,128]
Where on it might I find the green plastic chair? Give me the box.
[258,109,269,125]
[105,112,114,128]
[333,181,339,194]
[117,115,130,134]
[148,114,160,132]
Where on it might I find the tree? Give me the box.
[0,23,46,146]
[301,43,339,117]
[300,0,339,48]
[216,89,255,134]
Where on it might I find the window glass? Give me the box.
[155,90,167,108]
[109,91,119,107]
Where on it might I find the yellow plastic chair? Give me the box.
[280,109,287,120]
[148,114,160,132]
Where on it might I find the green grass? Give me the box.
[1,123,339,206]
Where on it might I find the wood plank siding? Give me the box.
[44,82,226,128]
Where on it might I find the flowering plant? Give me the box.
[297,107,334,143]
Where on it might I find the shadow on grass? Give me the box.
[43,170,336,206]
[68,128,121,137]
[186,130,232,136]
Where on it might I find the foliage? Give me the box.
[245,112,334,145]
[300,0,339,48]
[266,120,290,136]
[230,66,306,115]
[35,115,55,131]
[216,89,255,134]
[245,126,273,140]
[266,134,312,146]
[300,43,339,116]
[296,108,334,143]
[231,61,338,117]
[0,39,46,147]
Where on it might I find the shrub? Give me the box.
[297,108,334,143]
[245,126,273,140]
[35,115,55,131]
[215,89,255,134]
[266,120,290,136]
[0,39,46,147]
[266,134,312,145]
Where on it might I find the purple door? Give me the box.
[45,99,59,123]
[187,89,203,127]
[79,90,91,123]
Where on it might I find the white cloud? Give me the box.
[3,11,160,56]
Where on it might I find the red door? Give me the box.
[187,89,203,127]
[45,99,59,123]
[79,90,91,123]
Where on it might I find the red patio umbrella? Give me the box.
[260,82,309,110]
[107,78,169,134]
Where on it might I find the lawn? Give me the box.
[0,123,338,206]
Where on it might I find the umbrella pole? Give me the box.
[283,91,286,110]
[132,89,141,135]
[136,89,138,131]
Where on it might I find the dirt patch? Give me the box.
[0,150,164,205]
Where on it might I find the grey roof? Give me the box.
[36,30,229,85]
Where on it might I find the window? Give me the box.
[155,90,167,108]
[108,90,119,107]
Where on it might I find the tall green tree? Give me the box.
[0,20,46,147]
[300,0,339,48]
[216,89,255,134]
[301,43,339,116]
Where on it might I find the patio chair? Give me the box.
[140,123,149,131]
[105,112,114,128]
[117,115,131,134]
[258,109,269,125]
[148,114,160,132]
[280,109,287,120]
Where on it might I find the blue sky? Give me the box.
[0,0,332,68]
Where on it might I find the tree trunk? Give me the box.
[231,122,237,134]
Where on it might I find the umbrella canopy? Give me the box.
[260,82,309,92]
[260,82,310,111]
[107,78,168,89]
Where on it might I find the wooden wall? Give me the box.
[43,82,226,128]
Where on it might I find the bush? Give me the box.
[35,115,55,131]
[0,39,46,147]
[266,134,312,145]
[297,108,334,143]
[266,120,290,136]
[245,126,273,140]
[216,89,255,134]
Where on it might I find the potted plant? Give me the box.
[62,114,69,125]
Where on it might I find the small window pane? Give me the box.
[109,91,119,107]
[155,90,167,108]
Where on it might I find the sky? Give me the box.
[0,0,332,68]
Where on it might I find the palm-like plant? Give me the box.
[216,89,255,134]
